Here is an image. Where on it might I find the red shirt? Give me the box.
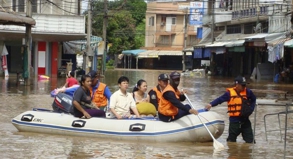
[66,77,78,87]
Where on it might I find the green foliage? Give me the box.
[106,59,114,66]
[91,0,146,56]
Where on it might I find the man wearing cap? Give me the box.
[158,73,198,122]
[169,71,186,101]
[148,73,169,110]
[205,76,256,143]
[88,70,112,111]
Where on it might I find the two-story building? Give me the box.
[0,0,85,77]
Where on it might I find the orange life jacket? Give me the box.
[227,87,247,117]
[90,82,108,107]
[158,84,179,117]
[152,86,162,104]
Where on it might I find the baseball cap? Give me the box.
[170,71,181,79]
[234,76,248,85]
[158,73,169,81]
[87,70,100,79]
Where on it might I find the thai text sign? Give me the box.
[189,2,204,25]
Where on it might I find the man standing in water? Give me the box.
[205,76,256,143]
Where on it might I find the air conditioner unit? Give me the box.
[161,22,165,26]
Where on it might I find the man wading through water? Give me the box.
[205,76,256,143]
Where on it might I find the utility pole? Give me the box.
[211,0,215,44]
[102,0,108,75]
[182,9,188,72]
[24,0,32,86]
[85,0,92,74]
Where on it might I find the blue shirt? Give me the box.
[210,88,256,122]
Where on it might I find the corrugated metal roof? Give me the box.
[205,41,231,47]
[245,32,286,42]
[225,40,245,47]
[137,50,191,58]
[267,38,290,47]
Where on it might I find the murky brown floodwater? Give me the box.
[1,69,293,159]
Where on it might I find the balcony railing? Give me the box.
[232,6,268,20]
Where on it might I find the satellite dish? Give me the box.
[253,23,262,33]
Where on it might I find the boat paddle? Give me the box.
[183,93,225,150]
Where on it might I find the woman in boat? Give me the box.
[109,76,140,119]
[72,75,105,118]
[132,79,156,117]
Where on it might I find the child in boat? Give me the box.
[72,75,105,118]
[63,71,78,88]
[109,76,140,119]
[132,79,156,117]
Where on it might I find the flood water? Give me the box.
[1,69,293,159]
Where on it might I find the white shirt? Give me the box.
[109,89,136,116]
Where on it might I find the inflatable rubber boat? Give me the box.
[11,108,225,142]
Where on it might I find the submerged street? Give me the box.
[1,69,293,158]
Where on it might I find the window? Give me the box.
[226,25,241,34]
[149,16,154,26]
[32,0,38,13]
[161,15,166,24]
[188,35,197,46]
[12,0,25,12]
[160,35,169,44]
[171,17,176,25]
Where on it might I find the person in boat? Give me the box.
[205,76,256,143]
[169,71,186,101]
[63,71,78,88]
[132,79,156,117]
[72,74,105,118]
[87,70,112,112]
[148,73,169,110]
[109,76,140,119]
[158,74,198,122]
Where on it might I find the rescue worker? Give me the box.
[148,73,169,110]
[205,76,256,143]
[169,71,186,101]
[158,73,198,122]
[87,70,112,111]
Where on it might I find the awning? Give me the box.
[137,50,192,58]
[0,12,36,26]
[183,47,194,52]
[284,39,293,48]
[194,42,212,48]
[267,38,290,47]
[245,32,285,42]
[122,49,146,56]
[194,48,202,59]
[205,41,231,47]
[225,40,245,47]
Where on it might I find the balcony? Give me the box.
[0,14,85,41]
[232,6,268,20]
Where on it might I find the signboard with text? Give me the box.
[189,2,204,25]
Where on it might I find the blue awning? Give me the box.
[194,48,203,58]
[203,48,211,58]
[122,49,146,56]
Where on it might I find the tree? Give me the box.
[91,0,146,56]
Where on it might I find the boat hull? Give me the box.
[12,109,225,142]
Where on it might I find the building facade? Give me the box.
[143,0,197,70]
[0,0,85,77]
[194,0,291,79]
